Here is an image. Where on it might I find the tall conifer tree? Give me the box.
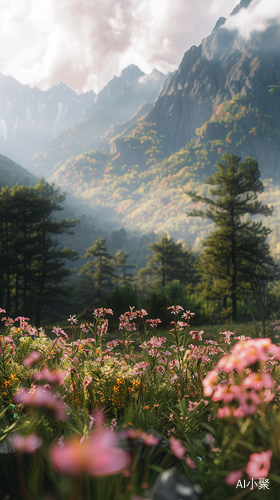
[0,180,79,324]
[186,153,279,321]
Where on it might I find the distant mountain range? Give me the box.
[1,0,280,262]
[0,74,96,164]
[23,66,167,178]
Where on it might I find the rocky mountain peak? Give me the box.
[230,0,254,17]
[145,2,280,153]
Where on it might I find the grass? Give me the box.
[40,320,270,343]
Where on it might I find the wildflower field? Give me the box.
[1,306,280,500]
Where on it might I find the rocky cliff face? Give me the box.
[147,1,280,152]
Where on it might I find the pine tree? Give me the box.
[0,180,79,324]
[31,180,79,325]
[113,250,136,286]
[186,153,279,322]
[138,233,196,287]
[78,237,115,306]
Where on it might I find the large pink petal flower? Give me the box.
[242,372,275,391]
[50,428,130,477]
[170,437,185,460]
[87,428,130,476]
[246,450,272,479]
[11,434,43,454]
[23,351,41,367]
[202,369,218,396]
[225,470,243,485]
[50,438,86,474]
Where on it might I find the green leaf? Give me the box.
[149,464,165,474]
[236,440,256,452]
[268,473,280,484]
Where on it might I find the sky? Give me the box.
[0,0,279,95]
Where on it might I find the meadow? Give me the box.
[1,305,280,500]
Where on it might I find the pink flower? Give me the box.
[11,434,43,453]
[167,305,184,314]
[0,308,6,313]
[189,330,204,341]
[133,362,149,375]
[137,309,148,318]
[141,433,159,446]
[232,406,246,418]
[225,470,243,485]
[217,406,232,418]
[212,384,241,403]
[186,457,196,469]
[246,450,272,479]
[218,354,244,372]
[50,428,130,476]
[14,387,67,421]
[242,372,275,391]
[52,326,69,340]
[67,314,78,325]
[202,369,218,396]
[188,401,199,411]
[238,391,261,415]
[264,388,274,402]
[170,373,179,383]
[146,318,162,327]
[33,367,68,383]
[83,375,92,389]
[14,316,30,330]
[219,331,235,345]
[170,437,185,460]
[23,351,41,367]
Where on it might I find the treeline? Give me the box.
[75,153,280,328]
[1,153,280,329]
[0,180,78,324]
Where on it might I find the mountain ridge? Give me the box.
[0,73,96,164]
[145,16,280,153]
[23,65,167,178]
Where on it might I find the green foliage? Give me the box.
[0,180,79,324]
[113,250,137,286]
[78,237,116,314]
[138,233,197,288]
[186,153,279,322]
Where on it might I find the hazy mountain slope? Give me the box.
[23,66,167,179]
[48,89,280,257]
[0,154,37,188]
[145,4,280,152]
[0,73,95,164]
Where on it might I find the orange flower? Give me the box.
[143,405,150,410]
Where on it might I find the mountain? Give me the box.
[5,0,278,264]
[0,73,96,164]
[39,0,280,260]
[145,2,280,154]
[23,66,167,179]
[0,154,37,188]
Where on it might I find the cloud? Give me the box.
[0,0,239,93]
[224,0,280,38]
